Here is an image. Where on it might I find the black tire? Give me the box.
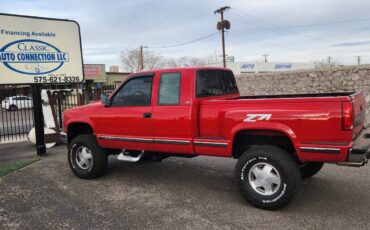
[299,162,324,179]
[68,134,108,179]
[235,145,301,210]
[8,105,17,111]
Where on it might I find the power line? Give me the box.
[232,18,370,32]
[229,13,320,45]
[229,8,334,44]
[229,30,301,52]
[229,11,332,44]
[147,32,219,49]
[84,32,219,51]
[83,32,219,52]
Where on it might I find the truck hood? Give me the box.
[67,101,103,112]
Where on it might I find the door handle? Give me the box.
[143,113,152,118]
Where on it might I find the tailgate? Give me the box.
[351,92,366,137]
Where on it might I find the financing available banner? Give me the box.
[0,14,84,84]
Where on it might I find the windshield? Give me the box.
[196,69,238,98]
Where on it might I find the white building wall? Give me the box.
[210,62,315,74]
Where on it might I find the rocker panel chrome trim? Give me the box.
[98,136,153,143]
[98,135,191,145]
[193,141,228,148]
[300,147,341,154]
[154,139,191,145]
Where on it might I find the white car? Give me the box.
[1,96,33,111]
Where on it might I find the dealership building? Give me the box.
[212,62,315,74]
[84,64,130,87]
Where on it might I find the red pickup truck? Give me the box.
[62,67,370,210]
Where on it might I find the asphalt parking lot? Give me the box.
[0,143,370,229]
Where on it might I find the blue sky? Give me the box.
[1,0,370,67]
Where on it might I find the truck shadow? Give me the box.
[106,156,237,197]
[105,156,370,216]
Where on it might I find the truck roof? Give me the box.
[132,66,232,76]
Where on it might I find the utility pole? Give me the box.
[328,56,333,66]
[139,45,147,70]
[215,6,230,68]
[262,54,269,62]
[356,56,361,65]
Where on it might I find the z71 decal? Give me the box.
[243,114,272,122]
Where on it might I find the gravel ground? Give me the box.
[0,143,369,229]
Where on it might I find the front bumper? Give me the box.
[60,132,67,144]
[348,129,370,163]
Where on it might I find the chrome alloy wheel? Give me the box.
[248,162,281,196]
[76,146,93,170]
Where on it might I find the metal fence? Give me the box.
[0,84,116,143]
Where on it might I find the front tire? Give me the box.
[235,145,301,210]
[8,105,17,111]
[68,134,108,179]
[299,162,324,179]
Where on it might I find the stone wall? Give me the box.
[235,65,370,121]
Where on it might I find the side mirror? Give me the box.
[100,93,110,106]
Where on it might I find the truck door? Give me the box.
[94,74,155,151]
[151,71,194,154]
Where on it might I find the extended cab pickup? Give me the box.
[62,67,370,210]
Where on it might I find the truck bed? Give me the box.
[200,91,365,153]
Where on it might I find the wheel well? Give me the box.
[67,123,93,143]
[232,130,297,159]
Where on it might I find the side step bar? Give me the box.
[336,160,367,167]
[117,150,145,162]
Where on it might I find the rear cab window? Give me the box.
[196,69,238,98]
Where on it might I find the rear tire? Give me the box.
[299,162,324,179]
[8,105,17,111]
[235,145,301,210]
[68,134,108,179]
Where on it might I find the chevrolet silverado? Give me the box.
[62,67,370,210]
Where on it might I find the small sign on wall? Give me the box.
[84,64,106,82]
[0,14,84,84]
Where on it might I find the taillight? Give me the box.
[342,101,354,131]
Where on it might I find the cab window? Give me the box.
[111,76,153,106]
[196,70,238,98]
[158,72,181,105]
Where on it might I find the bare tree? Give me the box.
[146,53,164,69]
[164,58,179,68]
[121,49,220,72]
[204,51,221,65]
[164,56,206,68]
[120,49,164,72]
[189,57,206,66]
[120,49,140,72]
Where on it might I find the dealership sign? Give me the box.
[274,64,292,69]
[241,64,255,69]
[0,14,84,84]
